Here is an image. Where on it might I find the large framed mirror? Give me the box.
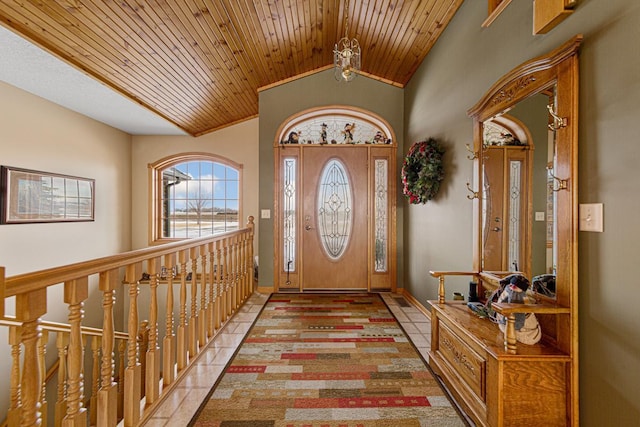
[480,89,557,295]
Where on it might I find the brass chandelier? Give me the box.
[333,0,361,82]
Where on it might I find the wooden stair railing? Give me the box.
[0,216,255,427]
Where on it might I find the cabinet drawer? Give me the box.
[438,322,486,400]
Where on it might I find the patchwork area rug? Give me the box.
[190,293,466,427]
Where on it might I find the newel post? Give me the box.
[62,277,88,427]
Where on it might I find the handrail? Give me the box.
[429,270,479,304]
[3,227,246,298]
[0,215,256,427]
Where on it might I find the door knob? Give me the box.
[492,227,501,232]
[305,225,314,231]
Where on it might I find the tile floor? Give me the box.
[141,292,433,426]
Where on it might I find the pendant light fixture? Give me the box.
[333,0,361,82]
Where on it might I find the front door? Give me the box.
[301,147,368,290]
[273,108,397,292]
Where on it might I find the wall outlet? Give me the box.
[535,211,545,221]
[579,203,603,232]
[261,209,271,219]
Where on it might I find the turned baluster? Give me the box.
[214,240,222,330]
[116,340,126,420]
[189,247,199,356]
[219,239,227,322]
[137,321,149,399]
[8,325,22,427]
[438,276,446,304]
[97,269,118,427]
[199,245,208,346]
[232,235,240,309]
[89,336,100,426]
[207,242,215,338]
[177,250,188,370]
[14,288,46,427]
[54,333,68,427]
[224,238,232,319]
[163,253,176,386]
[37,330,49,427]
[62,278,88,427]
[123,263,142,427]
[233,235,240,311]
[145,257,161,404]
[505,314,518,354]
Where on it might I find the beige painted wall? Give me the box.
[0,81,132,419]
[404,0,640,424]
[130,118,260,250]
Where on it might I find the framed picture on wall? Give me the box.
[0,166,95,224]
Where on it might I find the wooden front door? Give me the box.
[482,146,531,274]
[301,147,368,290]
[273,108,397,292]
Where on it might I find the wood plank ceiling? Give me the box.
[0,0,464,136]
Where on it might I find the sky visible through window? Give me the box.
[163,160,239,238]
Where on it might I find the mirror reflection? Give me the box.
[480,87,558,298]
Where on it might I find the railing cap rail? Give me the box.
[2,225,252,299]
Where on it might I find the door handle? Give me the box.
[305,225,314,231]
[492,227,501,232]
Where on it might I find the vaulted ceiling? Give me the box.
[0,0,464,136]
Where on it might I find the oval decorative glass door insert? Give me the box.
[317,159,353,260]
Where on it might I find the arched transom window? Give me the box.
[149,153,242,242]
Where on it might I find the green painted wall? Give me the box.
[404,0,640,424]
[258,69,404,290]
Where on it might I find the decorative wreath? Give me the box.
[401,138,445,204]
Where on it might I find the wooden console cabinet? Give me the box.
[430,301,570,426]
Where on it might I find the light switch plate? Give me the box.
[579,203,603,232]
[261,209,271,219]
[535,211,545,221]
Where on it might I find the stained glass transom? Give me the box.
[483,121,524,146]
[317,159,352,260]
[280,115,392,145]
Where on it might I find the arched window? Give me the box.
[149,153,242,242]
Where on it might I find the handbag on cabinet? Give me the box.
[487,274,542,345]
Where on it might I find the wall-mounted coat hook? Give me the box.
[547,104,568,131]
[547,167,568,191]
[465,144,478,160]
[466,182,479,200]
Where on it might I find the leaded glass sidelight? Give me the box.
[317,159,352,260]
[283,158,297,272]
[508,160,522,271]
[374,159,388,272]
